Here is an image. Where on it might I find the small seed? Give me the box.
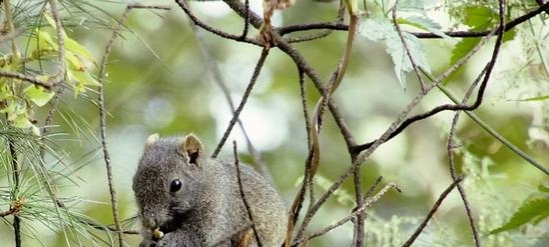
[152,228,164,239]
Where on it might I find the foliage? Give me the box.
[489,185,549,235]
[1,0,549,246]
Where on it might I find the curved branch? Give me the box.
[175,0,261,46]
[212,49,270,157]
[401,177,463,247]
[278,1,549,39]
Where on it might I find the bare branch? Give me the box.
[175,0,261,46]
[401,177,463,247]
[278,1,549,39]
[294,183,402,246]
[184,5,272,182]
[0,27,25,43]
[213,49,270,157]
[232,141,263,247]
[96,4,170,246]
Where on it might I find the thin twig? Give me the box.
[437,84,549,176]
[232,141,263,247]
[213,49,270,157]
[0,27,25,43]
[40,87,65,158]
[96,4,170,246]
[298,66,311,147]
[391,1,428,91]
[293,183,402,246]
[239,0,250,39]
[293,6,361,243]
[351,27,498,155]
[285,2,347,44]
[401,177,463,247]
[443,1,508,245]
[277,1,549,39]
[0,71,51,89]
[298,27,496,239]
[175,0,261,46]
[222,0,356,154]
[0,207,18,217]
[47,0,67,88]
[184,3,272,182]
[8,135,21,247]
[447,77,482,247]
[535,0,549,14]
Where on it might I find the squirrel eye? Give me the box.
[170,178,183,193]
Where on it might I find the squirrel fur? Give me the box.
[132,134,287,247]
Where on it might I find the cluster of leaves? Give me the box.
[1,0,549,246]
[0,1,110,246]
[1,12,97,134]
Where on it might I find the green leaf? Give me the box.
[397,0,437,12]
[43,12,67,37]
[65,36,95,63]
[538,182,549,193]
[401,16,450,39]
[387,32,430,89]
[503,28,516,42]
[37,30,58,50]
[360,16,393,42]
[69,70,101,87]
[489,197,549,234]
[463,6,496,30]
[24,85,55,107]
[514,95,549,102]
[360,16,431,89]
[450,38,481,67]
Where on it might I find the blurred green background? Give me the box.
[1,0,548,246]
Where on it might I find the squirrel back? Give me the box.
[132,134,287,247]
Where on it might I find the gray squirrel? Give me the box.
[132,133,287,247]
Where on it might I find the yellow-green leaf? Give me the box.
[66,52,86,71]
[43,12,67,37]
[14,113,33,129]
[65,37,95,63]
[37,30,58,50]
[70,70,101,87]
[24,85,55,107]
[489,197,549,234]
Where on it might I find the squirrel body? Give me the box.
[132,134,287,247]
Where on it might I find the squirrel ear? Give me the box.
[180,134,203,165]
[144,133,160,150]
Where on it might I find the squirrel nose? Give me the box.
[142,212,158,229]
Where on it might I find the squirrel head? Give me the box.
[132,133,206,236]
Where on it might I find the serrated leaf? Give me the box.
[397,0,437,12]
[463,6,496,30]
[360,17,394,42]
[392,32,431,89]
[489,197,549,234]
[503,28,516,42]
[538,182,549,193]
[402,16,450,39]
[450,38,481,66]
[361,16,431,89]
[24,85,55,107]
